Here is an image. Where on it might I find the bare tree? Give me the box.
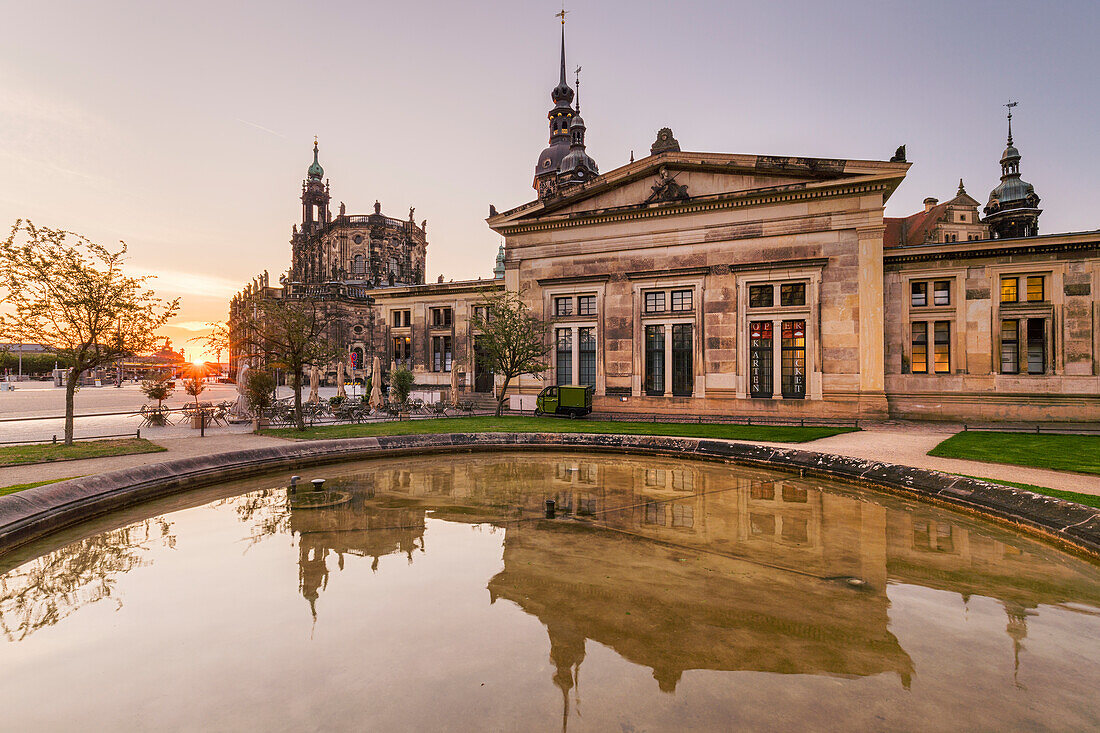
[234,297,343,430]
[470,290,551,416]
[0,221,179,444]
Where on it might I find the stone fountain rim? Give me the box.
[0,432,1097,560]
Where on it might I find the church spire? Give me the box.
[534,7,577,195]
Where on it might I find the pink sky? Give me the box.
[3,1,1097,360]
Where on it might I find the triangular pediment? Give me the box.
[488,151,909,230]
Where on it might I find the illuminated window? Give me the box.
[911,322,928,373]
[780,320,806,398]
[749,321,773,397]
[1000,276,1018,303]
[1026,276,1045,302]
[933,321,950,373]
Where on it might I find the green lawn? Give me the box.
[0,438,166,468]
[0,476,82,497]
[955,474,1100,510]
[929,431,1100,476]
[263,416,856,443]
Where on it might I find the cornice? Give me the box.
[536,273,612,287]
[884,239,1100,266]
[494,179,893,237]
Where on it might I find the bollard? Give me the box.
[311,478,326,492]
[545,499,556,519]
[136,428,141,439]
[289,475,301,494]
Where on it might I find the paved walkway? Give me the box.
[1,418,1097,495]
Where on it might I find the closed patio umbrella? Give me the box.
[308,365,319,404]
[370,355,384,410]
[336,360,346,399]
[450,360,460,408]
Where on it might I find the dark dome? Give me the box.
[535,141,571,176]
[1001,144,1020,162]
[551,81,574,106]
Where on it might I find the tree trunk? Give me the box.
[496,375,512,417]
[64,367,82,445]
[293,365,305,431]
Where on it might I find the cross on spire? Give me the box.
[1005,100,1017,144]
[555,4,568,25]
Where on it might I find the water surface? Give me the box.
[2,452,1100,731]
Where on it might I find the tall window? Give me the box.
[749,285,773,308]
[431,336,452,372]
[554,297,573,317]
[1026,319,1046,374]
[644,325,664,396]
[933,321,950,374]
[556,328,572,385]
[1001,320,1019,373]
[911,322,928,373]
[392,336,411,368]
[671,289,693,312]
[1000,277,1018,303]
[578,295,596,316]
[578,327,596,387]
[780,320,806,398]
[671,324,692,396]
[644,291,665,313]
[749,321,773,398]
[351,255,367,275]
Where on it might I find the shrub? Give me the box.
[244,369,276,414]
[391,366,414,405]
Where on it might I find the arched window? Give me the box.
[351,255,367,275]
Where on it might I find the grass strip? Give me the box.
[0,476,83,497]
[955,474,1100,510]
[928,431,1100,476]
[263,416,856,443]
[0,438,166,468]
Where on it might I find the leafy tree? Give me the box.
[243,368,276,416]
[183,376,205,416]
[0,221,179,444]
[390,366,414,406]
[234,298,342,430]
[469,290,551,416]
[140,374,174,425]
[140,375,173,409]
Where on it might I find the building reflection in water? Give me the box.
[277,452,1100,711]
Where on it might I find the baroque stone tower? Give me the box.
[985,104,1042,239]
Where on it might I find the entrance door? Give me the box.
[474,336,493,392]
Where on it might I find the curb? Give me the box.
[1,432,1098,559]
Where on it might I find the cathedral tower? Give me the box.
[534,18,576,198]
[301,139,331,233]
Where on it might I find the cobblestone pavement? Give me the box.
[1,382,1096,495]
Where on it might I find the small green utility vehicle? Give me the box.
[535,384,594,418]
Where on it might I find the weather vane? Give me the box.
[1005,100,1018,142]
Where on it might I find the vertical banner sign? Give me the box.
[749,321,773,398]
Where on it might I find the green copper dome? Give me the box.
[307,141,324,179]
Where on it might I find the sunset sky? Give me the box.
[2,1,1097,360]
